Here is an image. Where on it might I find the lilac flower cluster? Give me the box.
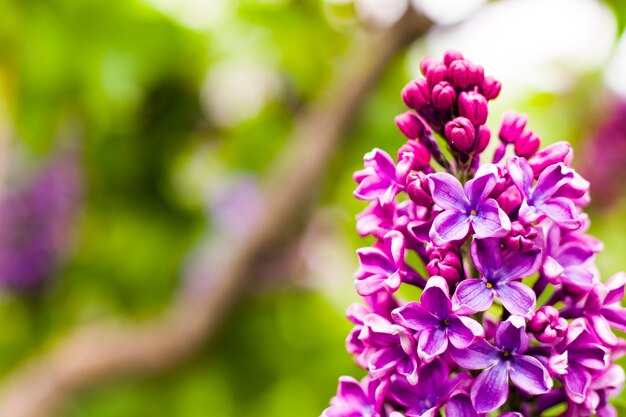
[323,51,626,417]
[0,154,82,292]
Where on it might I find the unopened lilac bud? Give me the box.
[468,63,484,86]
[497,186,522,214]
[502,221,538,252]
[431,81,456,110]
[458,91,488,125]
[528,141,573,177]
[420,56,437,76]
[447,60,472,89]
[395,111,425,140]
[480,76,502,100]
[499,111,528,143]
[426,63,448,87]
[426,247,462,285]
[443,50,464,66]
[474,125,491,154]
[406,173,432,206]
[398,141,430,171]
[402,79,430,110]
[515,130,541,158]
[445,117,476,153]
[528,306,568,343]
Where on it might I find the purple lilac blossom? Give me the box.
[322,50,626,417]
[0,154,82,292]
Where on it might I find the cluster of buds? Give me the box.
[322,51,625,417]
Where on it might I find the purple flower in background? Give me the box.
[583,273,626,346]
[392,276,483,361]
[388,359,470,417]
[507,156,586,230]
[449,316,552,413]
[354,149,414,205]
[360,313,420,384]
[323,376,388,417]
[549,319,609,404]
[355,231,408,296]
[323,50,626,417]
[428,170,510,245]
[454,238,541,317]
[0,153,82,291]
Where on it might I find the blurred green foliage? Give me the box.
[0,0,625,416]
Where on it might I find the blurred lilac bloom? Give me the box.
[583,273,626,346]
[354,149,414,205]
[428,169,510,245]
[355,231,409,296]
[449,316,552,413]
[323,376,388,417]
[359,313,420,384]
[453,238,541,317]
[539,220,598,292]
[392,276,483,361]
[388,359,470,417]
[549,319,609,404]
[0,154,82,291]
[446,393,523,417]
[507,156,586,230]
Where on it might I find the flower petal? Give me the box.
[448,339,500,370]
[446,394,480,417]
[421,277,452,320]
[495,315,529,353]
[392,302,439,331]
[418,327,449,360]
[448,316,483,349]
[586,313,618,346]
[430,210,470,245]
[428,172,468,211]
[471,363,509,413]
[509,354,552,395]
[495,281,536,318]
[472,199,511,239]
[605,272,626,305]
[470,237,502,277]
[384,230,406,266]
[453,278,494,314]
[536,197,581,230]
[507,156,534,198]
[499,249,542,281]
[564,364,591,404]
[464,172,497,208]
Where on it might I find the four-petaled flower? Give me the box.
[392,276,483,361]
[449,316,553,413]
[454,238,541,317]
[507,156,587,231]
[354,231,408,296]
[583,272,626,346]
[428,168,511,245]
[354,148,414,206]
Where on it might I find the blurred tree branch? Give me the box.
[0,10,432,417]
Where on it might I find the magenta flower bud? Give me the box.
[499,111,528,144]
[468,63,484,86]
[496,185,522,214]
[426,247,462,285]
[528,141,573,177]
[420,56,437,76]
[502,221,538,252]
[474,125,491,154]
[528,306,568,343]
[447,60,472,89]
[406,173,432,206]
[443,50,464,66]
[431,81,456,110]
[445,117,476,152]
[458,91,488,125]
[480,75,502,100]
[401,79,431,110]
[398,140,430,171]
[395,111,425,140]
[515,130,541,158]
[426,63,448,87]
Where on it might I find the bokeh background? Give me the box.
[1,0,626,416]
